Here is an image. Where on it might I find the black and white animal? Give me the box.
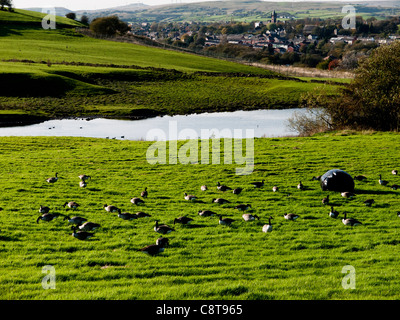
[103,204,120,213]
[217,182,232,192]
[364,199,375,207]
[118,212,137,221]
[63,215,87,226]
[379,174,389,186]
[342,212,362,227]
[284,213,299,220]
[36,213,60,224]
[262,216,273,233]
[141,187,148,198]
[71,226,95,240]
[218,215,235,226]
[234,204,251,211]
[39,205,51,214]
[78,174,91,181]
[79,222,101,231]
[154,220,175,235]
[184,193,196,201]
[322,195,329,205]
[297,181,304,190]
[250,180,264,188]
[212,198,230,204]
[198,210,217,217]
[131,197,145,205]
[242,213,259,221]
[63,201,79,210]
[174,216,194,225]
[329,206,339,219]
[46,173,58,183]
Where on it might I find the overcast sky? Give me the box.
[12,0,361,11]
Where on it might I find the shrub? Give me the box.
[90,16,129,37]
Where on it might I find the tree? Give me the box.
[65,12,76,20]
[0,0,13,11]
[303,41,400,132]
[90,16,129,37]
[80,15,89,25]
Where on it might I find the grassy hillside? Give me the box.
[0,8,84,27]
[106,0,400,23]
[0,9,342,120]
[0,9,270,73]
[0,61,338,118]
[0,132,400,299]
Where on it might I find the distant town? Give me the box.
[126,11,400,70]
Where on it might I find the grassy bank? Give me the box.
[0,9,343,120]
[0,61,338,119]
[0,132,400,299]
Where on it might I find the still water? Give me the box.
[0,109,304,141]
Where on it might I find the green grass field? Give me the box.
[1,131,400,300]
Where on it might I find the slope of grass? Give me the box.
[0,61,338,118]
[0,8,84,27]
[0,132,400,299]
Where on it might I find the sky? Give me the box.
[12,0,361,11]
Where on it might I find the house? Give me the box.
[303,25,319,35]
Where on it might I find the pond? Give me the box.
[0,109,305,141]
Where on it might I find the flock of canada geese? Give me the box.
[36,169,400,256]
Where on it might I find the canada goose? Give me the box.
[262,216,273,233]
[103,204,119,213]
[242,213,259,221]
[322,195,329,205]
[284,213,299,220]
[379,174,389,186]
[135,211,151,218]
[79,180,87,188]
[235,204,251,211]
[392,170,398,175]
[154,220,175,234]
[201,185,208,191]
[329,206,339,219]
[39,205,51,214]
[212,198,230,204]
[141,187,148,198]
[297,181,304,190]
[184,193,196,201]
[311,176,321,181]
[232,187,242,195]
[138,244,166,256]
[63,216,87,225]
[71,226,95,240]
[397,211,400,218]
[118,212,137,221]
[131,197,145,205]
[174,216,194,225]
[364,199,375,207]
[79,221,100,231]
[218,215,235,226]
[342,212,362,227]
[354,175,367,181]
[198,210,216,217]
[217,182,232,192]
[341,192,356,199]
[391,184,400,190]
[36,213,59,223]
[250,180,264,188]
[78,174,91,181]
[156,237,169,247]
[272,186,279,192]
[63,201,79,210]
[46,173,58,183]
